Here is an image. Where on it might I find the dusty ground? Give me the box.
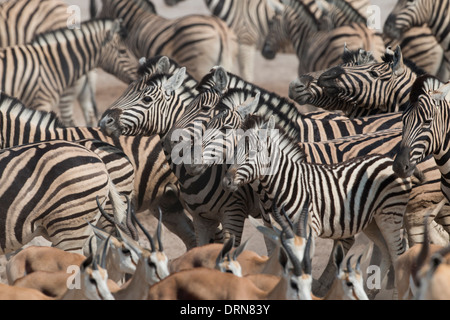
[0,0,398,299]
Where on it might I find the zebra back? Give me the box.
[99,0,238,81]
[0,140,118,254]
[0,0,69,47]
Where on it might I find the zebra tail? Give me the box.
[107,178,128,227]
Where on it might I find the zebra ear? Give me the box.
[163,67,186,95]
[156,56,171,74]
[431,81,450,102]
[237,92,260,119]
[213,66,229,93]
[108,19,123,40]
[266,0,284,14]
[392,45,405,76]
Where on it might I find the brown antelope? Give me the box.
[395,198,447,300]
[7,239,114,300]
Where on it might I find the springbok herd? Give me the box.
[0,0,449,301]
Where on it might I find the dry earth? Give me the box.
[0,0,399,300]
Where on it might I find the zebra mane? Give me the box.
[325,0,367,24]
[341,47,376,65]
[381,50,426,77]
[0,92,64,128]
[283,0,321,30]
[409,74,443,105]
[216,88,301,140]
[32,18,123,46]
[241,114,307,162]
[133,0,157,14]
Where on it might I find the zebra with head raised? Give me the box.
[317,45,428,115]
[223,115,416,298]
[384,0,450,79]
[261,0,385,75]
[97,0,238,82]
[0,139,128,255]
[0,18,138,126]
[393,75,450,203]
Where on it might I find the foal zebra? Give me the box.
[0,140,126,255]
[393,75,450,203]
[0,92,196,250]
[224,116,414,297]
[384,0,450,79]
[0,18,138,126]
[97,0,238,81]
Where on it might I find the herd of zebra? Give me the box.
[0,0,448,301]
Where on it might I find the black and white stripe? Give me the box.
[0,18,137,126]
[261,0,385,75]
[0,139,126,254]
[384,0,450,78]
[98,0,238,81]
[0,92,196,250]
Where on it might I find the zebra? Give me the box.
[0,139,127,255]
[383,0,450,79]
[0,18,138,126]
[321,0,445,78]
[0,92,196,250]
[261,0,385,75]
[223,115,414,298]
[96,0,238,82]
[163,0,294,81]
[393,75,450,203]
[316,45,428,115]
[0,0,102,127]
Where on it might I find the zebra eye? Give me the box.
[143,96,153,103]
[369,70,379,77]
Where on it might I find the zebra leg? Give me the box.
[312,237,355,298]
[58,86,77,127]
[77,72,99,126]
[237,43,256,82]
[191,212,221,246]
[156,191,197,250]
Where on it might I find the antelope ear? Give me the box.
[333,241,345,273]
[156,56,171,74]
[392,46,405,76]
[237,92,260,119]
[213,66,229,93]
[163,67,186,95]
[431,81,450,101]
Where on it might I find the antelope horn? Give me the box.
[233,238,250,261]
[280,229,303,276]
[281,204,295,232]
[96,195,136,240]
[125,195,139,241]
[302,227,313,275]
[156,207,164,251]
[272,199,294,239]
[131,207,156,252]
[356,254,363,273]
[100,234,111,269]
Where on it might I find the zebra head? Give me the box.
[99,66,192,137]
[189,90,260,176]
[384,0,434,40]
[317,46,416,114]
[223,115,280,192]
[97,19,139,84]
[289,46,377,108]
[393,75,450,178]
[161,66,229,176]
